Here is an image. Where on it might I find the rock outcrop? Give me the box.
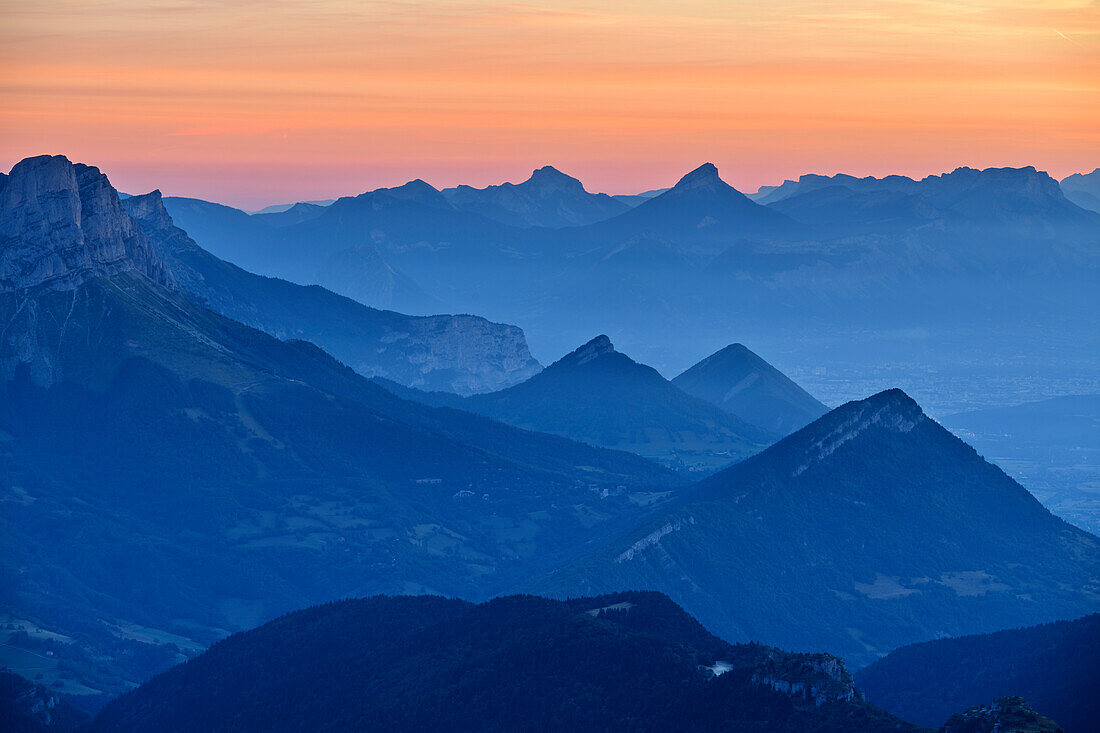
[0,155,170,293]
[940,696,1065,733]
[751,654,860,707]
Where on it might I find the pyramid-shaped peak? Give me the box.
[391,178,439,196]
[559,334,615,366]
[673,163,724,190]
[689,343,764,371]
[862,387,921,411]
[715,342,754,357]
[672,342,827,435]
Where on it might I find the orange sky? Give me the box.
[2,1,1097,209]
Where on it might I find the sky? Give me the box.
[1,0,1097,209]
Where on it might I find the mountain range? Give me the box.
[1059,169,1100,213]
[379,335,777,473]
[249,198,335,216]
[2,152,1097,725]
[760,166,1100,243]
[533,389,1100,666]
[0,155,680,697]
[158,162,1100,387]
[126,190,540,394]
[162,194,439,314]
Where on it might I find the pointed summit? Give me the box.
[673,343,827,435]
[587,161,801,253]
[559,334,615,366]
[368,178,451,208]
[460,335,775,472]
[673,162,724,191]
[785,389,926,475]
[526,165,584,192]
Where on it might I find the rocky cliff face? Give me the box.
[1,156,174,385]
[751,654,860,708]
[381,314,542,394]
[0,155,171,293]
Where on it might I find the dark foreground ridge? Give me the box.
[856,614,1099,733]
[89,592,921,733]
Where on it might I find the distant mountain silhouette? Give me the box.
[856,614,1098,733]
[673,343,828,435]
[765,167,1100,237]
[534,389,1100,666]
[1060,168,1100,213]
[125,190,542,394]
[89,593,920,733]
[156,163,1100,375]
[384,335,777,473]
[249,198,335,215]
[747,179,800,204]
[582,163,803,255]
[163,194,437,313]
[611,186,670,207]
[442,166,630,227]
[165,178,559,316]
[250,201,328,227]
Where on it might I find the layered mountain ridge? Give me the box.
[0,154,680,697]
[1059,168,1100,213]
[381,334,777,473]
[124,190,541,394]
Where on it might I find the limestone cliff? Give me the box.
[0,155,170,293]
